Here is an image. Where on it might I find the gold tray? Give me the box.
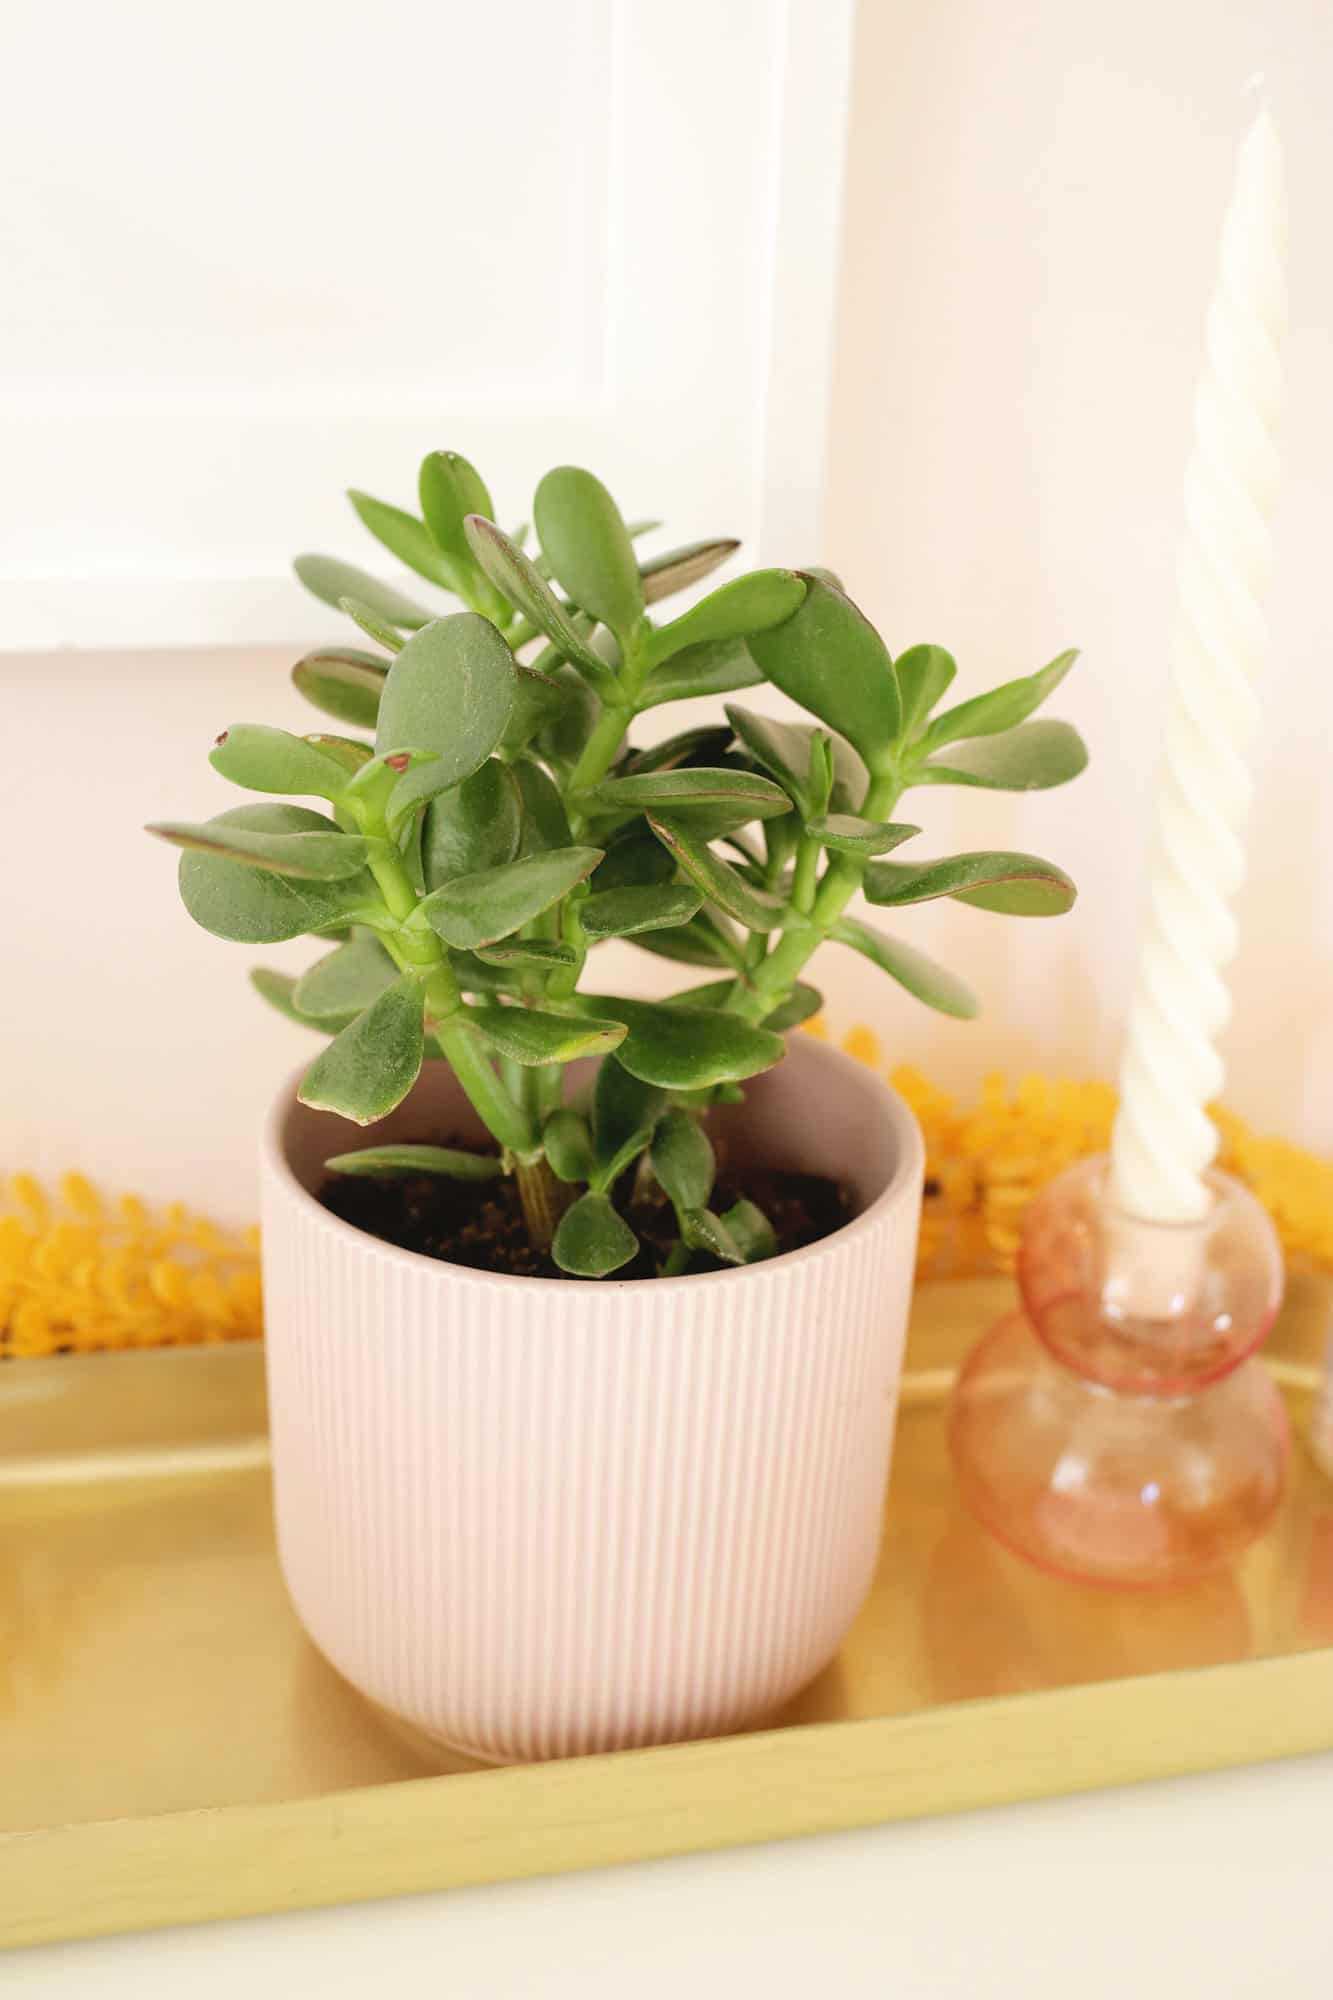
[4,1276,1333,1951]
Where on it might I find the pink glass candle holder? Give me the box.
[948,1156,1289,1589]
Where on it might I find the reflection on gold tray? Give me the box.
[4,1276,1333,1950]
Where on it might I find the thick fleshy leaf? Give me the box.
[502,663,572,755]
[863,850,1078,917]
[592,1059,665,1182]
[305,733,374,772]
[680,1208,743,1264]
[647,570,806,666]
[583,767,792,832]
[621,725,734,776]
[639,538,738,606]
[668,978,822,1031]
[630,913,743,968]
[209,724,352,801]
[464,516,611,683]
[746,574,900,772]
[725,705,867,816]
[579,884,702,939]
[831,917,979,1018]
[249,967,355,1034]
[534,666,599,767]
[514,759,574,855]
[298,976,425,1124]
[590,825,677,892]
[722,1198,777,1263]
[149,817,371,880]
[293,555,433,630]
[347,489,459,592]
[534,465,644,641]
[638,636,763,708]
[543,1109,595,1184]
[294,931,399,1018]
[924,650,1079,750]
[806,813,920,856]
[417,846,602,949]
[447,949,520,994]
[647,818,787,932]
[291,648,388,728]
[474,939,578,969]
[552,1192,639,1278]
[375,617,515,800]
[577,998,784,1089]
[419,451,495,575]
[650,1109,715,1212]
[175,806,378,943]
[422,759,523,888]
[339,595,406,654]
[324,1143,501,1180]
[895,644,958,740]
[915,719,1088,791]
[468,1006,625,1067]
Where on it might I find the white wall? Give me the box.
[825,0,1333,1150]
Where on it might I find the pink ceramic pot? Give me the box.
[260,1035,923,1762]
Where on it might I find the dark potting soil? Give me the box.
[318,1141,854,1281]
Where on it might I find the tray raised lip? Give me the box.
[6,1642,1333,1951]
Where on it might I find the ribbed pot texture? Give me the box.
[260,1035,924,1762]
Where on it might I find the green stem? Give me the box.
[514,1154,573,1251]
[568,701,632,804]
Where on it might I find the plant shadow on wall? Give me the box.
[148,451,1089,1279]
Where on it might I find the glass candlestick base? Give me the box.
[948,1156,1290,1589]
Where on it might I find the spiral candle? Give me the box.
[1109,106,1286,1235]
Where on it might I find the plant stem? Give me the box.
[515,1153,573,1251]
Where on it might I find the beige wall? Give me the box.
[824,0,1333,1149]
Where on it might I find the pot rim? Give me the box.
[262,1033,924,1295]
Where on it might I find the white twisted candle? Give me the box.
[1109,106,1286,1237]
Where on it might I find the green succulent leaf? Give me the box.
[577,998,783,1090]
[324,1143,501,1180]
[668,978,822,1032]
[347,489,460,593]
[725,705,867,816]
[646,570,806,666]
[914,719,1088,791]
[924,650,1079,751]
[639,538,739,606]
[293,931,399,1019]
[513,758,574,854]
[629,913,743,968]
[419,451,495,573]
[293,555,433,631]
[894,645,958,741]
[589,825,678,892]
[374,616,516,801]
[305,733,375,772]
[680,1208,743,1265]
[291,648,389,729]
[447,949,521,995]
[148,818,371,880]
[502,664,573,755]
[806,813,920,856]
[422,759,523,888]
[467,1006,626,1067]
[209,724,353,802]
[338,596,406,654]
[534,666,599,768]
[298,975,425,1124]
[543,1109,596,1184]
[650,1109,715,1212]
[583,767,792,833]
[534,465,644,642]
[249,967,355,1034]
[638,637,764,709]
[646,818,788,932]
[592,1059,666,1184]
[417,846,603,949]
[552,1192,639,1278]
[173,806,378,943]
[621,726,734,776]
[831,916,979,1018]
[746,573,900,773]
[463,516,611,684]
[721,1198,778,1263]
[862,850,1078,917]
[579,884,703,939]
[473,939,578,969]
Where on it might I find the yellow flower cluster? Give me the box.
[5,1030,1333,1357]
[0,1173,262,1359]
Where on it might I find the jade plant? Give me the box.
[148,452,1086,1277]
